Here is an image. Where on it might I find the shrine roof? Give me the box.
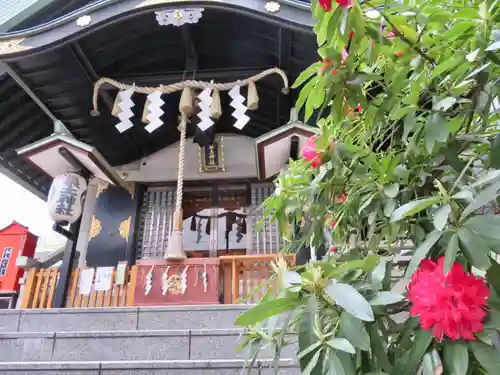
[0,0,316,199]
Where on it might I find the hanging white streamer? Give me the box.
[144,91,165,133]
[115,88,135,133]
[229,85,249,130]
[197,88,214,131]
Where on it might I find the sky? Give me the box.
[0,172,66,253]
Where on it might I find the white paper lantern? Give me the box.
[47,172,87,225]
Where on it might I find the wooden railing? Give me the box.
[219,254,295,304]
[20,266,137,308]
[20,255,295,308]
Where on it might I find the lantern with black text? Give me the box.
[47,173,87,225]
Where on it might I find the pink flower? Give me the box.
[331,247,338,253]
[301,136,322,168]
[408,257,490,341]
[336,0,352,7]
[318,0,332,11]
[387,31,396,40]
[355,104,363,112]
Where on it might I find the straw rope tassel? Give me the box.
[247,81,259,110]
[90,67,289,116]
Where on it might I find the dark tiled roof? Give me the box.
[0,5,317,197]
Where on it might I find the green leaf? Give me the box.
[327,338,356,354]
[369,323,393,373]
[303,348,322,375]
[292,62,322,89]
[443,341,468,375]
[297,342,322,360]
[383,183,400,198]
[433,205,451,231]
[401,329,434,375]
[470,341,500,374]
[471,169,500,187]
[430,55,462,79]
[465,214,500,242]
[328,351,347,375]
[299,297,321,374]
[486,259,500,297]
[457,227,491,270]
[371,260,387,291]
[486,41,500,52]
[359,193,376,214]
[235,297,303,326]
[425,113,450,153]
[391,197,441,222]
[484,310,500,330]
[489,134,500,168]
[284,271,302,292]
[369,291,405,306]
[296,76,318,112]
[433,97,457,111]
[383,199,396,217]
[444,234,460,274]
[403,113,417,143]
[405,231,443,279]
[460,179,500,221]
[339,311,370,351]
[327,282,374,322]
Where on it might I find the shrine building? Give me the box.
[0,0,317,308]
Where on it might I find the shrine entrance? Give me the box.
[139,183,250,260]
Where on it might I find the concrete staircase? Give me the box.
[0,305,299,374]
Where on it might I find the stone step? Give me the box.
[0,305,250,332]
[0,359,300,374]
[0,329,297,362]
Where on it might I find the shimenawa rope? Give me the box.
[90,67,289,116]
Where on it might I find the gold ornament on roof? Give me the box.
[88,216,102,241]
[0,38,30,55]
[119,216,131,242]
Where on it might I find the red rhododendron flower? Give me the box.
[336,0,352,7]
[408,257,490,341]
[302,136,322,168]
[396,51,403,57]
[349,31,354,41]
[331,247,338,253]
[318,0,332,11]
[355,104,363,112]
[336,192,347,203]
[331,69,338,75]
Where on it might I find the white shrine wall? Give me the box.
[117,134,258,182]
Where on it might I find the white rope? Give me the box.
[175,113,187,213]
[90,67,289,116]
